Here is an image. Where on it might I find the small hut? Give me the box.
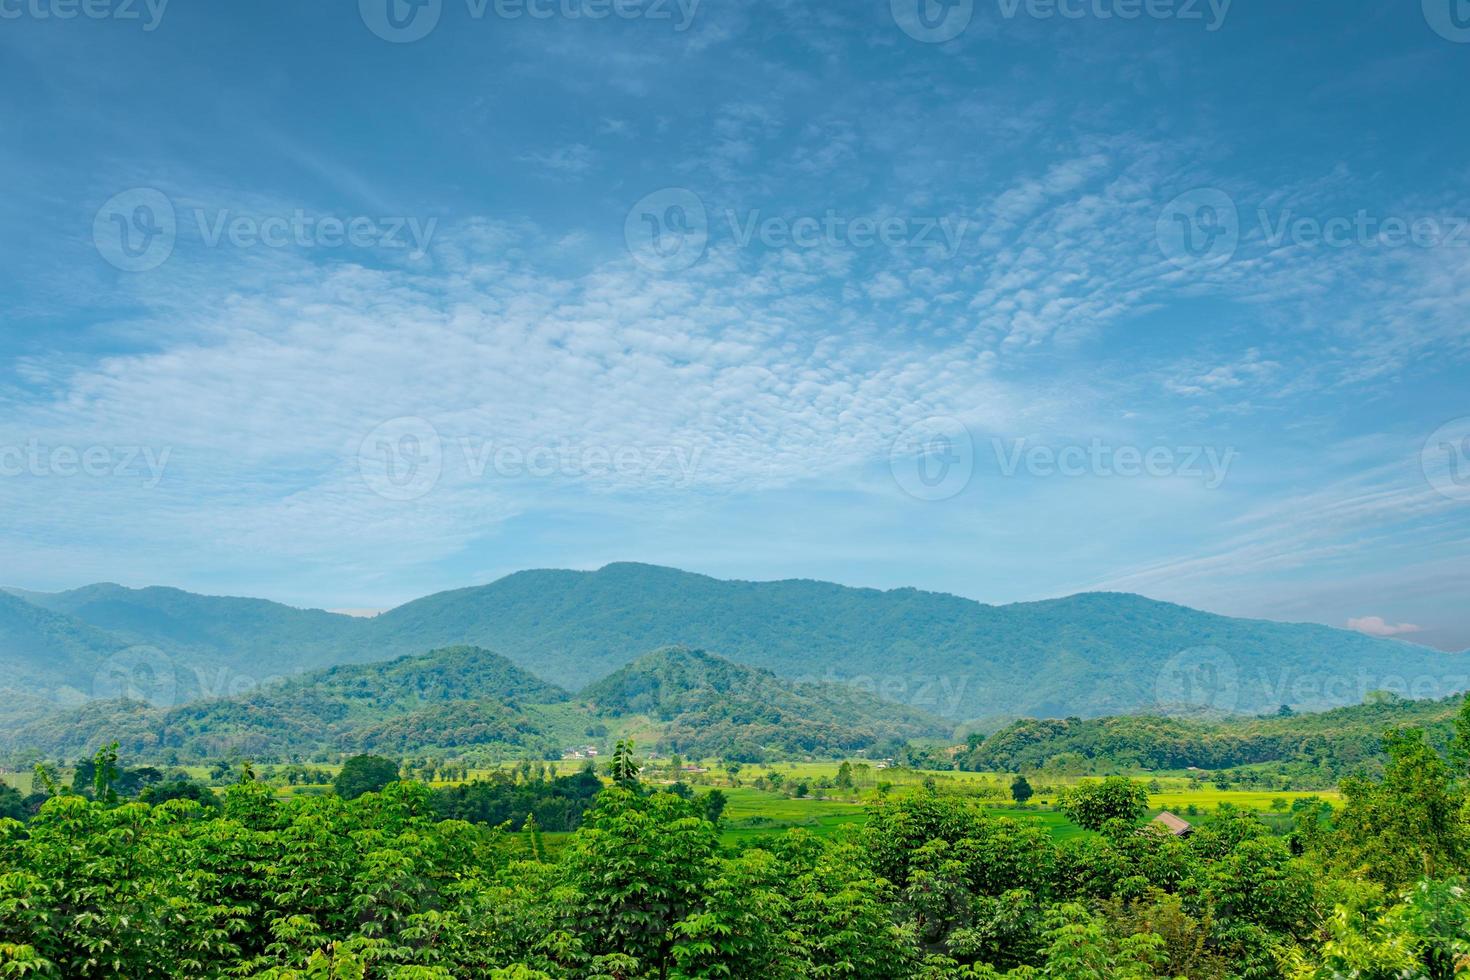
[1150,811,1194,837]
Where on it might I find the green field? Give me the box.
[703,773,1341,847]
[7,757,1341,841]
[1149,788,1339,811]
[718,786,868,844]
[0,770,34,795]
[980,806,1094,840]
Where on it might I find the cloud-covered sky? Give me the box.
[1,0,1467,649]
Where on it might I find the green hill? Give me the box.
[0,645,572,761]
[2,645,938,764]
[960,692,1469,780]
[581,646,951,760]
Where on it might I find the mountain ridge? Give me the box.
[3,563,1464,725]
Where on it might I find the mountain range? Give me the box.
[3,563,1466,729]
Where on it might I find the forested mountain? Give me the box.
[961,692,1468,779]
[16,582,367,674]
[0,591,127,719]
[355,563,1467,721]
[0,645,938,763]
[6,563,1466,724]
[0,646,572,761]
[581,646,951,760]
[0,584,373,726]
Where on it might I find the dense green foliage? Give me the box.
[428,766,604,832]
[0,647,571,762]
[960,694,1468,783]
[582,647,949,760]
[4,646,944,765]
[1057,777,1151,831]
[11,564,1467,725]
[5,705,1470,979]
[332,755,401,800]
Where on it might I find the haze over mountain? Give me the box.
[18,583,364,672]
[3,563,1465,727]
[0,590,132,724]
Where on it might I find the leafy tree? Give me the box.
[0,783,25,821]
[331,754,399,800]
[1057,777,1149,832]
[1286,879,1470,980]
[702,788,727,826]
[561,786,718,973]
[1010,775,1033,804]
[1023,902,1167,979]
[90,741,121,804]
[137,779,220,808]
[523,812,547,862]
[1451,696,1470,775]
[1331,729,1468,888]
[607,739,640,785]
[670,848,800,980]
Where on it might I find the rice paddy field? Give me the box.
[2,757,1340,849]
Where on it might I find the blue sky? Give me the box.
[1,0,1467,649]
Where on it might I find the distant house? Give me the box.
[1150,811,1194,837]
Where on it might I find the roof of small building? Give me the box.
[1151,811,1193,835]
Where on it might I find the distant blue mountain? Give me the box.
[6,563,1466,725]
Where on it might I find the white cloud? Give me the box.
[1347,616,1424,638]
